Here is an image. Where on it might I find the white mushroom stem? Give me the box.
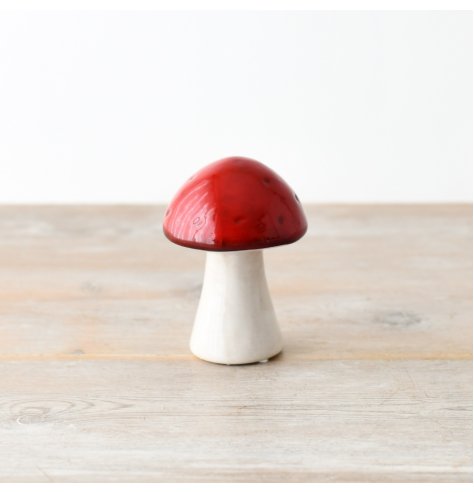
[190,249,283,365]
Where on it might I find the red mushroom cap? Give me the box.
[163,157,307,251]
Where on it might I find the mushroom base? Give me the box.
[190,250,283,365]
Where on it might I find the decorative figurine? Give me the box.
[163,157,307,365]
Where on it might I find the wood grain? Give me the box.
[0,204,471,482]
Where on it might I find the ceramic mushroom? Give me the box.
[163,157,307,365]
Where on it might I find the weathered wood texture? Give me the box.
[0,204,471,482]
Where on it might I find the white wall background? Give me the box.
[0,10,471,203]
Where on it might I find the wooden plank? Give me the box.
[0,204,471,482]
[0,359,471,482]
[0,205,470,360]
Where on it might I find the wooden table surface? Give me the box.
[0,204,471,482]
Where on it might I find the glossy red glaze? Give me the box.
[163,157,307,251]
